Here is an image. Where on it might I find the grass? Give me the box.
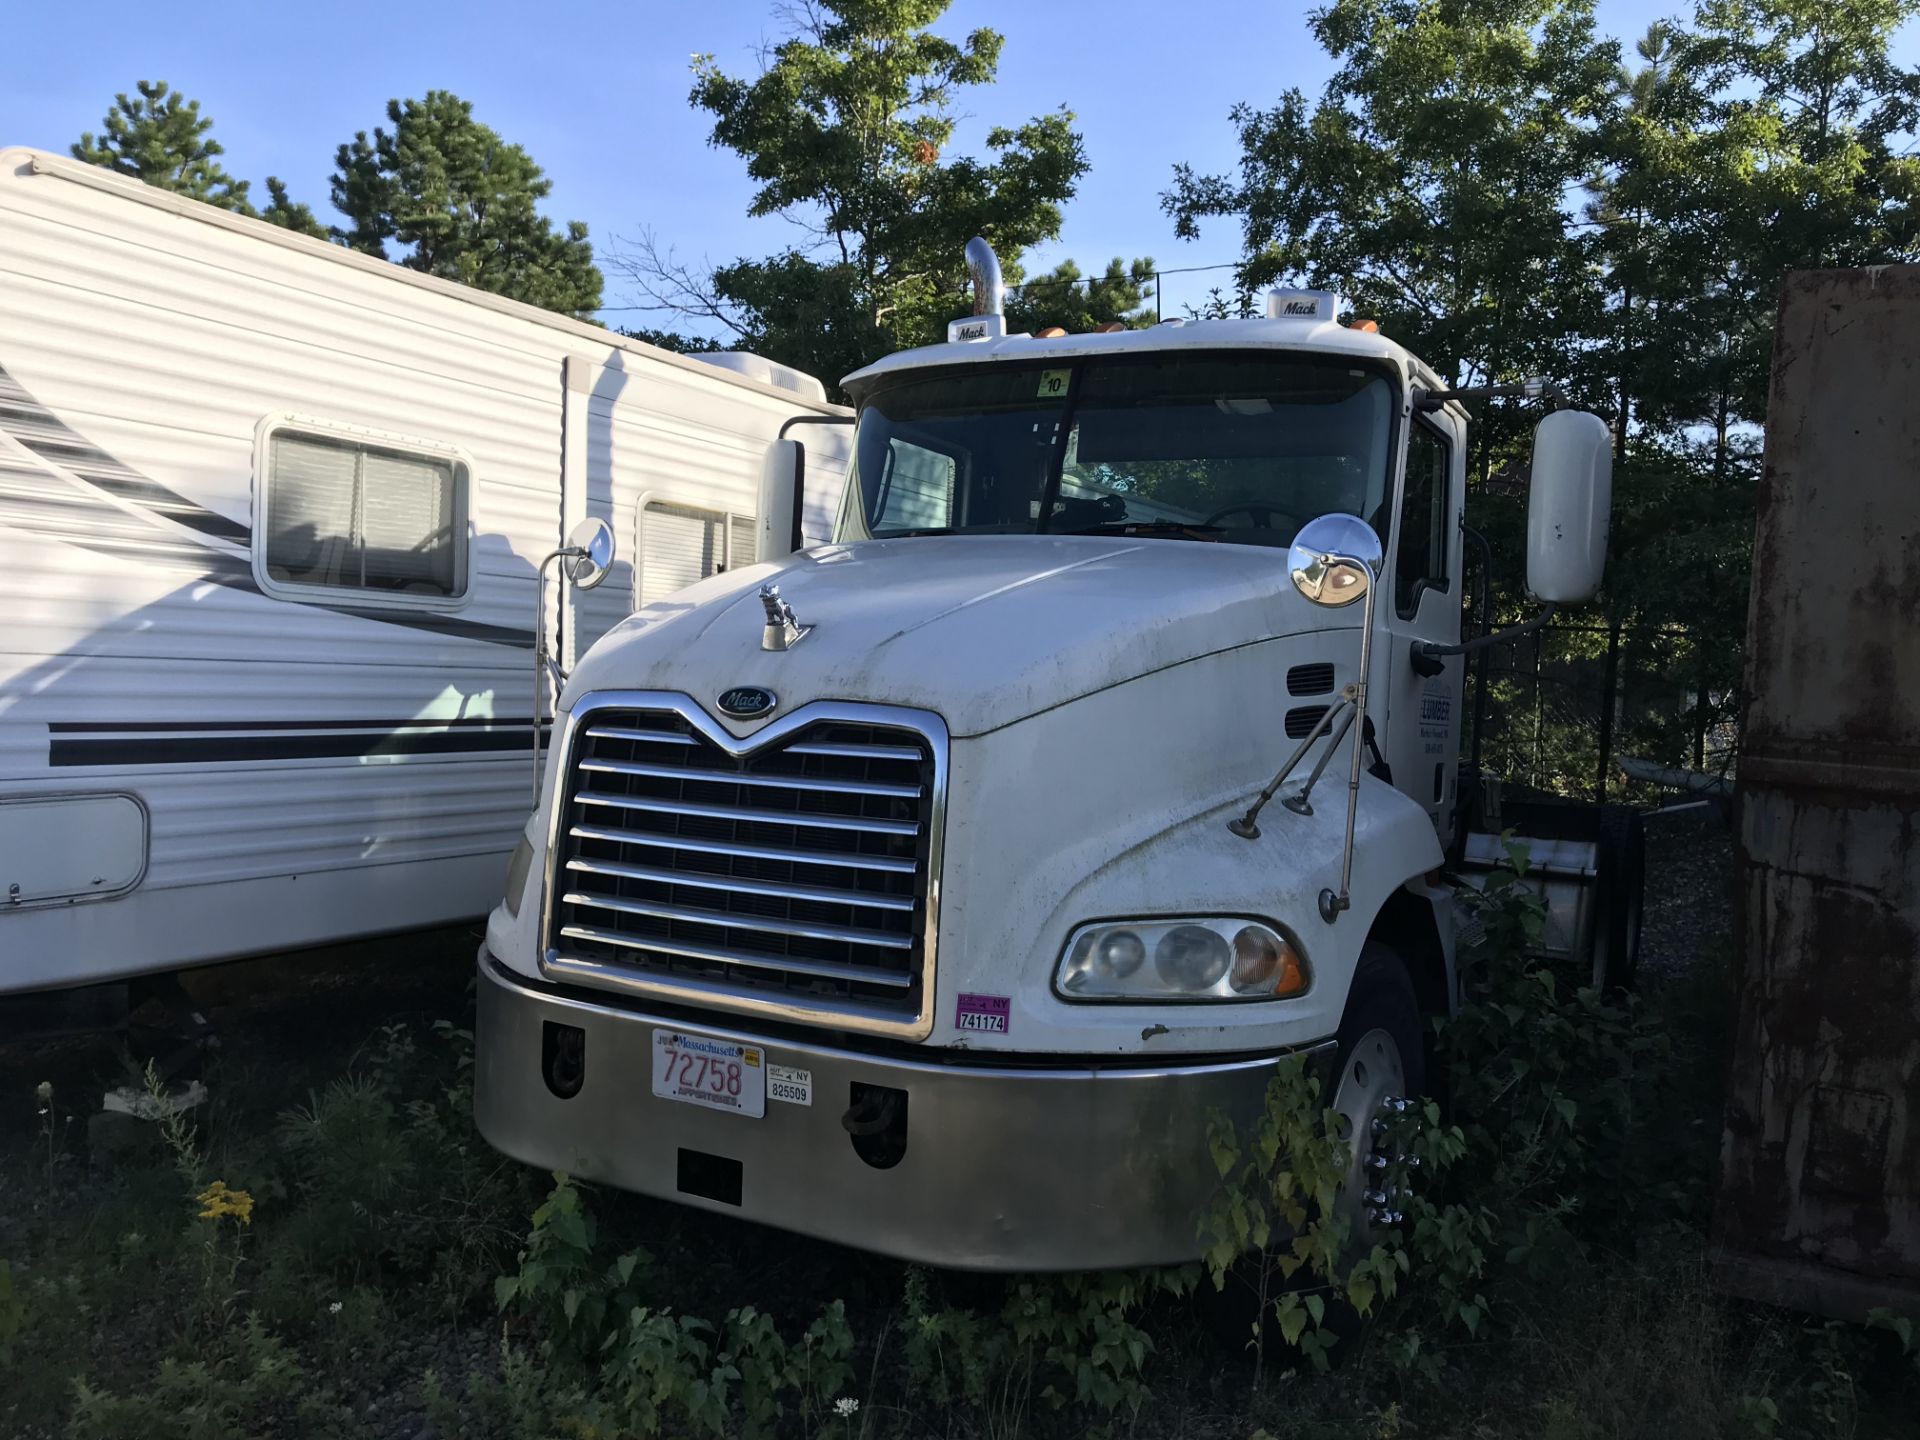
[0,921,1915,1439]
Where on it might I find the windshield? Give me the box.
[835,355,1396,548]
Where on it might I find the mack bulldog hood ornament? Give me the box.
[759,583,811,652]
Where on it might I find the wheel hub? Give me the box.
[1329,1026,1411,1244]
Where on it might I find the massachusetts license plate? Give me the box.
[651,1030,765,1118]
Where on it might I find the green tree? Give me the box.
[1681,0,1920,436]
[330,91,604,318]
[72,80,328,239]
[1163,0,1621,410]
[71,80,254,211]
[260,176,328,240]
[613,0,1142,386]
[618,326,723,354]
[1007,256,1157,333]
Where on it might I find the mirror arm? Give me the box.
[532,544,585,803]
[1414,378,1564,413]
[776,414,854,553]
[1412,603,1556,671]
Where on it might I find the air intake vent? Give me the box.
[544,701,941,1036]
[1285,705,1331,739]
[1287,663,1336,696]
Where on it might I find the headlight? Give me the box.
[503,835,535,918]
[1056,919,1308,1001]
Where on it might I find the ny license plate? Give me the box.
[651,1030,765,1118]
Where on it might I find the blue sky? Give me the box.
[4,1,1915,338]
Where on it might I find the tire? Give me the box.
[1588,805,1646,995]
[1325,943,1428,1251]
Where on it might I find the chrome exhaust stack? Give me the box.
[948,237,1008,343]
[966,236,1005,318]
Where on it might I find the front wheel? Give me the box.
[1326,942,1428,1249]
[1197,941,1430,1359]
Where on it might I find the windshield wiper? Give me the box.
[1055,520,1227,540]
[875,523,1035,538]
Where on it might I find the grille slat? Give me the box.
[558,925,916,989]
[785,741,925,761]
[582,726,701,746]
[548,704,937,1021]
[562,891,916,949]
[564,856,918,911]
[572,791,920,837]
[578,756,923,798]
[569,823,919,874]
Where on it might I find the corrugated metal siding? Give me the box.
[1717,265,1920,1317]
[0,155,841,982]
[569,356,838,655]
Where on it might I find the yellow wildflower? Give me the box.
[195,1180,254,1226]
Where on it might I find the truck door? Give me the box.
[1378,410,1465,841]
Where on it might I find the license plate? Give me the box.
[651,1030,765,1118]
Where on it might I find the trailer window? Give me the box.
[1395,419,1451,618]
[261,430,468,600]
[638,499,755,608]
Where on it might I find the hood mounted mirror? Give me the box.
[563,516,616,591]
[1288,513,1383,608]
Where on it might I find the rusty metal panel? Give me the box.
[1717,266,1920,1319]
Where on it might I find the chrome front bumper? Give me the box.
[475,952,1321,1271]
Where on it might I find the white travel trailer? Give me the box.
[0,147,848,995]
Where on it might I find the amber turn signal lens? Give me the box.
[1230,926,1308,996]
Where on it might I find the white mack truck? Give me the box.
[474,240,1617,1271]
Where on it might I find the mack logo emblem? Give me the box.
[717,686,777,718]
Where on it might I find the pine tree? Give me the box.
[330,91,603,318]
[260,177,328,240]
[71,80,253,211]
[1007,257,1158,333]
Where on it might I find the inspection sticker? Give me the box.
[955,993,1011,1034]
[1036,368,1071,398]
[768,1064,813,1107]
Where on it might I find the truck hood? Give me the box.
[563,536,1324,738]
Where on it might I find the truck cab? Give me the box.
[474,243,1613,1271]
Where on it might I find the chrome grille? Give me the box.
[545,699,938,1027]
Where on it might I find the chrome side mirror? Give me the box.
[1289,513,1384,608]
[563,516,616,590]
